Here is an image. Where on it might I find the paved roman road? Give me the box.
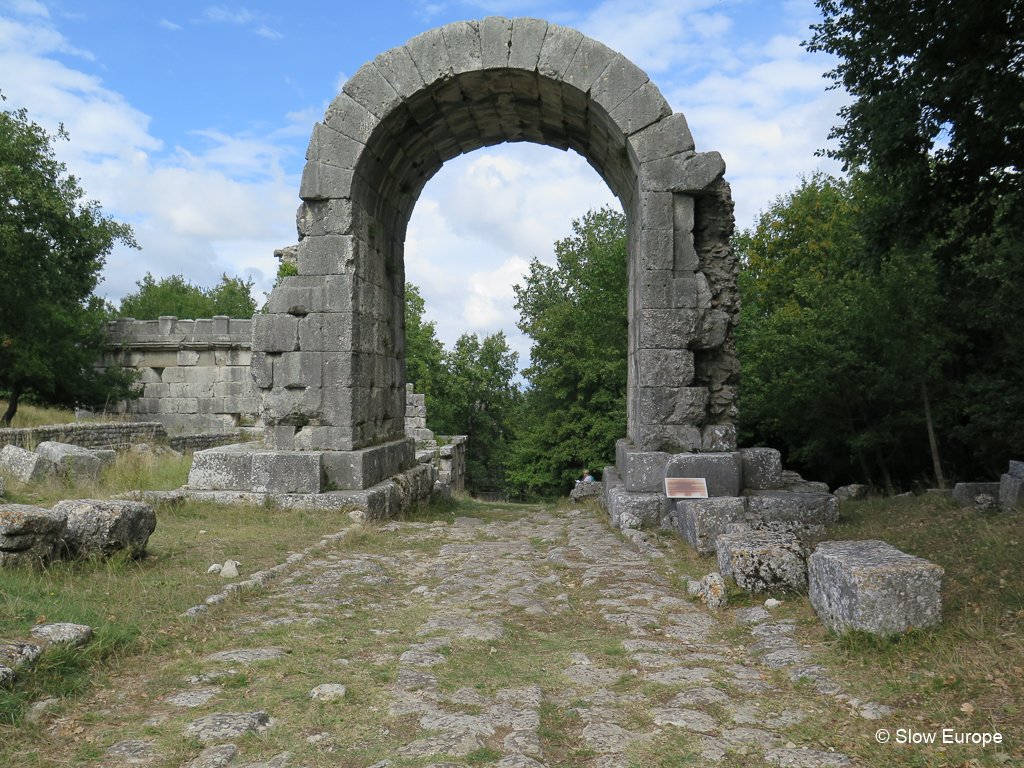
[84,505,872,767]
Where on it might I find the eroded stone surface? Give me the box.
[183,711,271,742]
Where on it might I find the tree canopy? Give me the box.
[113,272,258,320]
[0,102,139,425]
[506,206,628,498]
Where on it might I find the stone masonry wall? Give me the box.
[97,317,259,434]
[0,422,168,451]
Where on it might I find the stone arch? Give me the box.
[254,17,739,488]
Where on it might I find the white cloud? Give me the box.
[0,13,298,304]
[203,5,255,24]
[159,18,182,31]
[3,0,48,18]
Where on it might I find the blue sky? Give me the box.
[0,0,848,364]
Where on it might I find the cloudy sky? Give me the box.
[0,0,848,365]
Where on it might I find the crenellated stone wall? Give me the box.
[96,316,259,433]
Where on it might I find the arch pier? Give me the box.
[185,17,740,519]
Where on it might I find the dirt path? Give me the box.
[24,504,873,768]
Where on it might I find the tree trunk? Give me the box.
[921,381,946,489]
[0,381,21,427]
[857,453,873,488]
[876,448,895,496]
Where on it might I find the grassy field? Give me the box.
[1,447,1022,766]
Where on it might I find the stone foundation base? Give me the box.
[187,438,415,493]
[145,462,435,520]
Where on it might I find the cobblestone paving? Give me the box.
[61,506,874,767]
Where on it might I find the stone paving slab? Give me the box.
[13,505,880,767]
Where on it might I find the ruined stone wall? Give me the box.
[0,422,168,451]
[97,317,259,433]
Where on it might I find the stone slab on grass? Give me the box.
[717,531,807,594]
[739,447,782,490]
[953,482,1001,506]
[808,540,944,636]
[0,504,66,567]
[53,499,156,558]
[999,469,1023,513]
[0,444,56,484]
[34,441,102,483]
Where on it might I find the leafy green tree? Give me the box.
[806,0,1024,478]
[507,206,628,498]
[114,273,257,320]
[0,101,139,426]
[404,282,448,413]
[737,174,950,490]
[429,332,520,493]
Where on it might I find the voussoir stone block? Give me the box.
[808,540,944,636]
[0,504,67,566]
[54,499,156,558]
[664,452,742,497]
[675,496,748,555]
[0,444,57,484]
[717,530,807,594]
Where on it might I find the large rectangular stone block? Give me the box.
[637,309,699,349]
[616,442,670,493]
[1000,472,1024,513]
[632,423,702,453]
[252,314,299,353]
[740,447,782,490]
[674,496,747,555]
[187,446,255,490]
[605,485,667,529]
[251,451,323,494]
[717,530,807,593]
[293,426,356,452]
[809,540,943,636]
[273,352,323,390]
[321,438,415,490]
[745,492,840,525]
[638,386,709,427]
[952,481,1001,506]
[627,113,695,166]
[664,452,741,497]
[296,235,359,276]
[298,313,355,353]
[637,349,694,388]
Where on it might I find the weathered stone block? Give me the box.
[627,113,695,166]
[264,426,296,451]
[321,438,415,491]
[251,451,323,494]
[187,445,256,490]
[1000,472,1024,513]
[637,349,694,388]
[717,531,807,593]
[54,499,156,558]
[701,425,736,452]
[0,445,56,484]
[0,504,66,567]
[745,492,839,526]
[296,235,358,276]
[664,452,742,497]
[570,481,603,502]
[952,482,1001,506]
[633,424,702,454]
[273,352,323,390]
[252,314,298,354]
[674,496,747,555]
[740,447,782,490]
[808,540,944,636]
[34,442,102,483]
[537,22,583,79]
[605,485,667,529]
[293,426,356,452]
[615,440,670,493]
[638,386,708,426]
[509,16,548,71]
[833,484,868,501]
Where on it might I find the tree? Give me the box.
[113,273,257,320]
[0,101,139,426]
[507,207,628,498]
[737,174,951,490]
[404,282,448,414]
[430,332,521,493]
[805,0,1024,478]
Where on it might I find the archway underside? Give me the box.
[250,17,740,492]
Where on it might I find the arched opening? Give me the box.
[251,17,738,492]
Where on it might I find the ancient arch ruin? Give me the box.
[191,17,739,508]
